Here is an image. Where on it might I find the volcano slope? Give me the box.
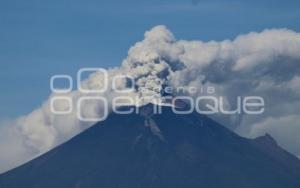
[1,104,300,188]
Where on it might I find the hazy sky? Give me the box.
[1,0,300,119]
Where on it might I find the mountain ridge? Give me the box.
[1,104,300,188]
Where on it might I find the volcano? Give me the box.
[1,104,300,188]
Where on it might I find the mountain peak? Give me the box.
[1,105,300,188]
[255,133,278,147]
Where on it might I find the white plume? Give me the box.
[1,25,300,173]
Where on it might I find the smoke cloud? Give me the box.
[1,25,300,173]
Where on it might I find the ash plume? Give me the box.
[1,25,300,173]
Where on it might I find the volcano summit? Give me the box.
[1,104,300,188]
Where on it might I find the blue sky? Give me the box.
[0,0,300,119]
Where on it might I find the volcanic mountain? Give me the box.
[1,103,300,188]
